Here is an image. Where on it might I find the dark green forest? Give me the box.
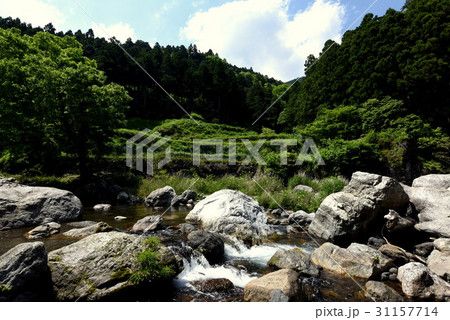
[0,0,449,183]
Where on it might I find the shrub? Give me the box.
[129,237,175,285]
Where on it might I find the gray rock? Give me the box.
[311,242,393,279]
[27,222,61,239]
[293,185,314,193]
[309,172,409,245]
[427,238,450,280]
[389,267,398,274]
[187,231,224,264]
[131,215,162,233]
[63,222,113,238]
[397,262,450,300]
[116,191,129,203]
[172,190,197,207]
[268,248,319,276]
[178,223,196,234]
[0,242,51,301]
[145,186,176,207]
[288,210,315,227]
[384,210,415,233]
[244,269,300,302]
[378,244,411,266]
[367,237,387,249]
[48,232,146,301]
[344,172,409,211]
[414,242,435,257]
[93,204,112,212]
[185,190,271,244]
[0,181,82,230]
[190,278,234,293]
[415,219,450,238]
[412,174,450,189]
[114,216,127,221]
[381,272,391,281]
[271,209,283,216]
[364,281,403,302]
[269,289,290,302]
[402,185,450,222]
[389,273,398,281]
[67,221,97,228]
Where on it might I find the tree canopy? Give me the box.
[0,28,130,179]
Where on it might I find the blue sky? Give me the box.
[0,0,406,80]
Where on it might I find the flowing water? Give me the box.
[0,204,372,302]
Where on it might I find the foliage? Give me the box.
[280,0,450,131]
[129,237,175,285]
[0,28,130,179]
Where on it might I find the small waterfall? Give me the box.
[224,235,315,268]
[174,251,258,289]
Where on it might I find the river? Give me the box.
[0,204,376,302]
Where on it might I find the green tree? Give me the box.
[0,28,130,179]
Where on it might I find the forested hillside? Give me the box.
[0,16,285,128]
[0,0,448,182]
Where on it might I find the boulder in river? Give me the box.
[26,222,61,239]
[244,269,301,302]
[397,262,450,300]
[171,190,197,207]
[63,222,113,238]
[187,231,224,264]
[0,178,82,230]
[93,204,112,212]
[288,210,315,228]
[48,231,177,301]
[185,189,271,244]
[131,215,162,233]
[0,242,52,301]
[426,238,450,281]
[145,186,176,207]
[268,248,319,277]
[308,172,409,245]
[311,242,393,279]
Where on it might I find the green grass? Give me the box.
[129,237,175,286]
[138,174,347,213]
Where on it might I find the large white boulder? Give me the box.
[185,189,271,243]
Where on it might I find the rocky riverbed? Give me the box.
[1,173,449,302]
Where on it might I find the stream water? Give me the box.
[0,205,373,302]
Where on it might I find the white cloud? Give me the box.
[91,22,136,43]
[0,0,65,29]
[180,0,345,81]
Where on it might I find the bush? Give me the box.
[129,237,175,285]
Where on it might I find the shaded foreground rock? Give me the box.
[191,278,234,293]
[185,189,271,243]
[364,281,403,302]
[309,172,409,245]
[63,222,113,238]
[244,269,301,302]
[145,186,175,207]
[131,215,162,233]
[187,231,224,264]
[311,242,393,279]
[48,232,147,301]
[0,242,51,301]
[0,179,82,230]
[268,248,319,277]
[397,262,450,300]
